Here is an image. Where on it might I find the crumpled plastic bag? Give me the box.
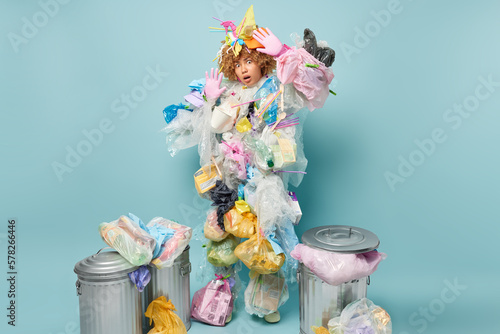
[311,326,330,334]
[191,275,234,326]
[144,296,187,334]
[234,233,285,274]
[244,270,289,317]
[209,180,239,232]
[291,244,386,286]
[223,207,257,238]
[273,219,299,283]
[99,215,156,266]
[254,174,298,234]
[128,265,151,292]
[163,103,192,124]
[204,209,229,241]
[261,126,297,169]
[220,134,252,180]
[327,298,392,334]
[147,217,192,269]
[276,46,334,111]
[303,28,336,67]
[207,234,240,267]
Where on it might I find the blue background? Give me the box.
[1,0,499,333]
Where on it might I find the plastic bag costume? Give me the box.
[161,5,335,324]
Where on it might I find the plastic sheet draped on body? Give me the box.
[162,40,336,319]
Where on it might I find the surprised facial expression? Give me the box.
[234,57,263,87]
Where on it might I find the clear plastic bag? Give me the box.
[261,126,297,170]
[290,244,386,286]
[254,174,298,234]
[234,233,285,274]
[328,298,392,334]
[148,218,192,269]
[191,276,234,326]
[99,215,156,266]
[144,296,187,334]
[223,208,257,238]
[162,109,200,157]
[273,219,299,283]
[244,270,289,317]
[204,209,229,242]
[207,234,240,267]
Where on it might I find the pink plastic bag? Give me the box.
[191,275,233,326]
[276,47,334,111]
[149,218,192,269]
[291,244,386,286]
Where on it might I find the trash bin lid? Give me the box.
[301,225,379,254]
[74,249,138,281]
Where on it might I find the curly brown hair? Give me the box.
[218,44,276,81]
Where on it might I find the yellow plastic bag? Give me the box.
[223,208,256,238]
[234,234,285,274]
[144,296,187,334]
[311,326,329,334]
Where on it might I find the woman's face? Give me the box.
[234,56,263,87]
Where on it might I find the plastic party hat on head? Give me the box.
[236,5,264,50]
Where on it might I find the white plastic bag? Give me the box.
[328,298,392,334]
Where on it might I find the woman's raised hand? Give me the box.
[204,68,226,100]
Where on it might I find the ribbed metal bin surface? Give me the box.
[78,277,142,334]
[298,263,368,334]
[142,246,191,332]
[75,250,142,334]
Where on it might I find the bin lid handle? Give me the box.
[95,247,113,255]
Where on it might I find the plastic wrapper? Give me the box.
[144,296,187,334]
[191,276,234,326]
[291,244,386,286]
[223,208,257,238]
[276,47,334,111]
[148,217,192,269]
[234,233,285,274]
[254,174,297,233]
[99,215,156,266]
[207,234,240,267]
[244,270,289,317]
[194,163,221,195]
[204,209,229,241]
[327,298,392,334]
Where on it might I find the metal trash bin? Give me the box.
[298,225,380,334]
[74,249,142,334]
[142,246,191,332]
